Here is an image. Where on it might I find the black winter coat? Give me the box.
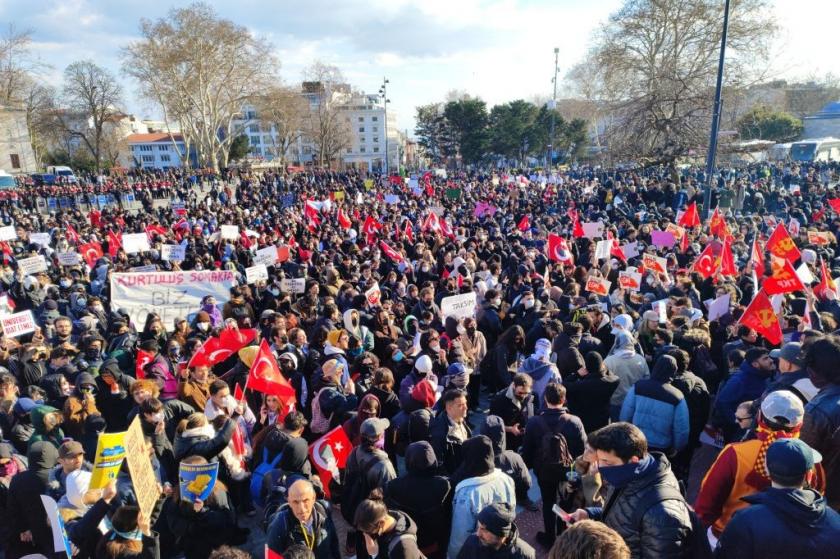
[564,372,620,433]
[456,525,536,559]
[801,383,840,510]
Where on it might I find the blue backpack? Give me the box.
[250,447,283,507]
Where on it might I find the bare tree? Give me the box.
[252,84,308,165]
[568,0,777,166]
[57,60,123,171]
[300,61,351,168]
[122,2,279,170]
[0,24,49,106]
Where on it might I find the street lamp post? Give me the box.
[547,47,559,170]
[379,77,390,175]
[702,0,731,220]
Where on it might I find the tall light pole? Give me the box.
[702,0,731,220]
[379,77,390,175]
[547,47,559,169]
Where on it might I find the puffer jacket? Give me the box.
[173,418,235,462]
[480,415,531,497]
[448,436,516,559]
[518,356,562,405]
[714,487,840,559]
[619,356,690,452]
[456,523,536,559]
[604,350,650,407]
[801,383,840,510]
[590,453,692,559]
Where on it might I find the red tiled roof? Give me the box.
[126,133,184,143]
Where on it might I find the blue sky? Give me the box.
[4,0,839,134]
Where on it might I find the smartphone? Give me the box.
[552,504,572,522]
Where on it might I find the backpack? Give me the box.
[250,447,283,508]
[340,451,378,524]
[387,532,426,558]
[536,416,575,481]
[629,485,713,559]
[310,387,333,434]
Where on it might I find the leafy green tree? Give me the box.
[444,98,489,167]
[737,105,803,142]
[228,134,250,163]
[415,103,455,165]
[488,100,540,163]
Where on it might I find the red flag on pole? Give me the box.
[708,207,730,239]
[79,242,103,268]
[403,221,414,244]
[814,258,837,299]
[750,238,766,279]
[546,233,574,264]
[739,289,783,345]
[135,349,153,380]
[827,199,840,213]
[308,426,352,499]
[107,231,122,258]
[247,340,296,399]
[719,238,737,277]
[692,244,719,279]
[265,544,283,559]
[337,208,351,229]
[66,224,81,245]
[517,215,530,232]
[379,240,403,263]
[763,258,805,295]
[572,215,584,238]
[678,202,701,228]
[766,223,801,262]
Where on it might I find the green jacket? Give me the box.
[27,404,65,450]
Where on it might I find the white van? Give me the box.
[46,165,78,183]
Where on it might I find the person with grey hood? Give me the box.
[385,441,452,557]
[518,338,562,406]
[456,502,535,559]
[480,415,534,510]
[604,330,649,421]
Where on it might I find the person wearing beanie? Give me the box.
[518,338,562,407]
[715,439,840,559]
[456,502,535,559]
[190,310,213,341]
[95,358,135,432]
[9,397,37,454]
[604,330,650,420]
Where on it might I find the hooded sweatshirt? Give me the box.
[480,415,531,496]
[28,404,64,450]
[7,441,60,555]
[40,373,68,410]
[604,339,650,407]
[518,355,562,405]
[449,435,516,559]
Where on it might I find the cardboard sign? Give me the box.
[585,276,611,296]
[179,461,219,502]
[618,271,642,290]
[124,417,159,519]
[130,265,158,273]
[623,241,640,259]
[245,264,269,284]
[111,271,235,331]
[705,293,731,321]
[384,194,400,205]
[582,221,605,239]
[365,282,381,307]
[56,252,80,266]
[160,244,186,262]
[17,255,47,275]
[642,253,668,274]
[595,240,612,260]
[440,292,477,320]
[280,277,306,294]
[254,245,279,267]
[808,231,832,246]
[220,225,239,240]
[651,230,676,248]
[0,225,16,241]
[0,310,36,337]
[29,232,51,247]
[659,300,668,323]
[122,232,151,254]
[89,431,127,489]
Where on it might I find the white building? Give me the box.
[123,133,192,169]
[0,105,37,173]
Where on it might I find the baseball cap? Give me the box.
[761,390,805,427]
[766,438,822,485]
[360,417,390,439]
[414,354,433,374]
[59,440,85,459]
[770,342,803,367]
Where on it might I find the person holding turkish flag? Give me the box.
[546,233,574,265]
[678,201,701,228]
[247,340,296,400]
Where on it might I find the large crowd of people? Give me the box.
[0,159,840,559]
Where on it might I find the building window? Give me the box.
[373,126,378,132]
[9,154,19,169]
[249,124,260,133]
[372,116,378,122]
[358,116,364,122]
[138,145,153,152]
[158,144,168,151]
[373,136,379,143]
[250,136,260,146]
[360,147,366,153]
[346,148,352,154]
[160,154,171,162]
[141,155,154,162]
[373,147,379,153]
[359,127,365,132]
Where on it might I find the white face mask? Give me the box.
[429,343,440,353]
[197,322,210,332]
[151,412,164,423]
[492,298,502,306]
[524,299,535,309]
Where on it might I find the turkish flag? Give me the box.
[233,383,245,402]
[79,242,103,268]
[422,212,441,233]
[379,240,403,263]
[546,233,574,264]
[362,215,382,237]
[66,224,81,244]
[219,327,257,354]
[572,215,584,238]
[265,544,284,559]
[107,230,122,258]
[247,340,296,399]
[814,258,837,299]
[693,245,719,279]
[337,208,352,229]
[403,221,414,244]
[720,238,737,277]
[308,426,352,499]
[763,258,805,295]
[607,231,626,262]
[751,238,766,278]
[439,217,455,239]
[135,349,153,380]
[739,289,783,345]
[678,202,701,228]
[517,215,530,232]
[145,224,166,240]
[828,199,840,213]
[766,223,801,262]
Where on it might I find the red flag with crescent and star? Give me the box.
[546,233,574,265]
[678,202,701,228]
[135,349,153,380]
[247,340,296,399]
[308,426,352,499]
[739,289,783,345]
[750,238,766,279]
[79,242,103,268]
[692,244,719,279]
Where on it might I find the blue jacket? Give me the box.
[448,469,516,559]
[715,487,840,559]
[620,383,689,452]
[710,361,769,440]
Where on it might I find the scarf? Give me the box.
[752,420,801,481]
[104,516,144,541]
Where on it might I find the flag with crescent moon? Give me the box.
[308,426,352,498]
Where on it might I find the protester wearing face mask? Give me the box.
[190,311,214,341]
[27,403,65,450]
[95,359,135,432]
[62,372,100,441]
